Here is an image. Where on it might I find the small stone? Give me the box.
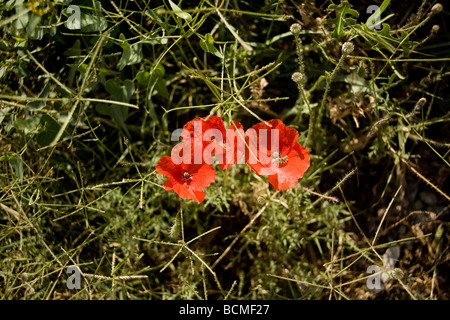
[419,191,437,206]
[413,199,424,210]
[407,183,419,202]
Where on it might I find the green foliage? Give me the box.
[0,0,449,300]
[322,1,359,39]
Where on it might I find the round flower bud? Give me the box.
[291,72,305,84]
[432,25,440,33]
[391,268,405,281]
[290,23,302,36]
[342,42,354,56]
[431,3,443,14]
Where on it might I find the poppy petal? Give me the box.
[281,126,300,156]
[172,182,196,200]
[218,120,245,169]
[193,190,206,203]
[163,179,175,191]
[183,115,226,141]
[172,182,206,203]
[268,154,310,190]
[245,131,271,175]
[288,142,310,161]
[189,163,216,191]
[156,156,180,183]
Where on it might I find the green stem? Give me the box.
[298,83,314,150]
[314,55,345,146]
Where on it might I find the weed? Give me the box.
[0,0,449,300]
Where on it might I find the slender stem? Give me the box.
[298,83,314,150]
[292,32,314,149]
[312,55,345,151]
[293,34,305,75]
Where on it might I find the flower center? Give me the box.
[272,151,288,164]
[182,171,192,180]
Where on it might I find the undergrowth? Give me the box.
[0,0,449,300]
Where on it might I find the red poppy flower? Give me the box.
[156,156,216,202]
[173,116,244,169]
[217,120,245,170]
[245,119,310,190]
[182,115,226,165]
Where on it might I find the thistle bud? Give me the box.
[290,23,302,36]
[342,42,354,56]
[391,268,405,281]
[291,72,305,84]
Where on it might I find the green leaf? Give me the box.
[322,1,359,39]
[145,7,175,34]
[11,157,24,180]
[105,79,135,103]
[26,81,50,110]
[37,114,64,147]
[12,1,29,31]
[64,1,107,33]
[366,0,391,29]
[136,70,150,86]
[0,106,12,124]
[200,33,223,59]
[26,12,42,39]
[138,65,169,124]
[152,65,169,99]
[137,65,169,99]
[344,69,371,94]
[1,153,24,180]
[117,34,143,71]
[97,79,135,136]
[63,39,81,57]
[168,0,192,21]
[13,115,42,134]
[0,65,7,80]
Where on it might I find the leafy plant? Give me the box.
[0,0,448,301]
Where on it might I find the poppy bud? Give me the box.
[342,42,354,56]
[291,72,305,84]
[431,3,443,14]
[290,23,302,36]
